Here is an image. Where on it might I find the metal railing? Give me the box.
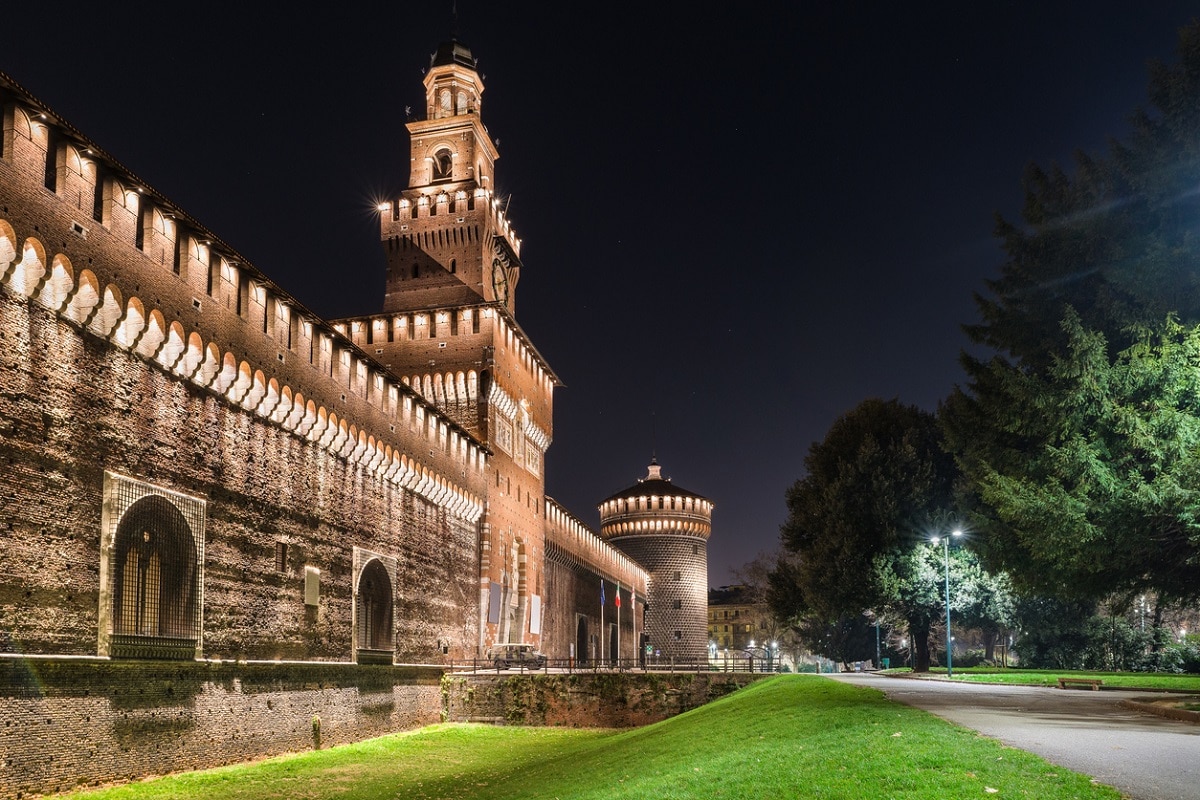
[445,656,783,675]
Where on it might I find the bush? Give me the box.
[953,649,989,668]
[1135,639,1200,674]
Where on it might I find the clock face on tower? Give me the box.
[491,258,509,305]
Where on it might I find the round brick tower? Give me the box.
[598,459,712,661]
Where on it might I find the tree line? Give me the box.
[767,22,1200,672]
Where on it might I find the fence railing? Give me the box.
[445,656,784,675]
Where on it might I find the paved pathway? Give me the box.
[830,673,1200,800]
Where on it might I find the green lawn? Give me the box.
[56,675,1121,800]
[897,667,1200,691]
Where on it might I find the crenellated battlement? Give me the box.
[381,185,520,258]
[334,304,559,432]
[0,73,486,520]
[599,492,714,540]
[544,498,649,596]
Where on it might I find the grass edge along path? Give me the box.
[56,675,1122,800]
[894,667,1200,692]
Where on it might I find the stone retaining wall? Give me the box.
[0,656,443,798]
[444,671,760,728]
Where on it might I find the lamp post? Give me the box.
[931,529,963,677]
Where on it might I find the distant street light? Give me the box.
[931,529,963,677]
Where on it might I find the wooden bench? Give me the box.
[1057,677,1103,690]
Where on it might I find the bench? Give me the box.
[1057,677,1103,690]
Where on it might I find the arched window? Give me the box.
[456,91,468,114]
[110,494,200,659]
[432,149,452,182]
[356,559,394,663]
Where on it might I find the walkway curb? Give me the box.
[1120,697,1200,724]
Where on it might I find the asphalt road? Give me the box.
[830,673,1200,800]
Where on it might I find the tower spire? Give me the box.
[650,410,657,464]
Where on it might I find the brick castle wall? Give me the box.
[543,557,638,664]
[0,291,479,661]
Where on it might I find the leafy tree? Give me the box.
[1010,595,1184,671]
[947,23,1200,607]
[954,558,1016,661]
[766,551,887,669]
[1011,595,1106,670]
[770,398,957,671]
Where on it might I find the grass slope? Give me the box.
[58,676,1121,800]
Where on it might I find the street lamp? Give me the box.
[931,529,963,677]
[875,620,881,670]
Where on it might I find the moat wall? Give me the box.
[0,659,761,798]
[0,656,445,798]
[444,671,761,727]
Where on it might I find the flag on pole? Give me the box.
[615,581,621,607]
[600,579,605,605]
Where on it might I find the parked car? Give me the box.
[487,642,547,670]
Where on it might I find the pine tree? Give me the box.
[947,22,1200,607]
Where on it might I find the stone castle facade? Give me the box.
[0,38,709,671]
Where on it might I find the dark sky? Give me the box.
[5,3,1198,585]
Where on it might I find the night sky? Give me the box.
[5,3,1198,585]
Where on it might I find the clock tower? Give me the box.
[360,38,556,656]
[381,39,521,315]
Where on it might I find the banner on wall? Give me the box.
[529,595,542,634]
[488,582,502,624]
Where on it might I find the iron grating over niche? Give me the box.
[352,547,398,664]
[100,472,206,660]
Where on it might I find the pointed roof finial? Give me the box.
[646,458,663,481]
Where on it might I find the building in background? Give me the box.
[708,584,762,651]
